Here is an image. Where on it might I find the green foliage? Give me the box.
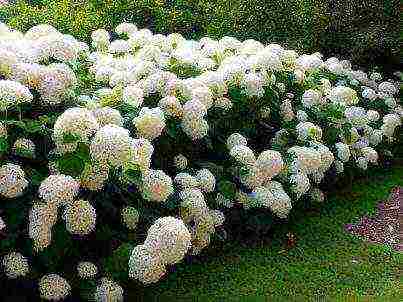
[103,242,134,281]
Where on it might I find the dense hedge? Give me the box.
[0,0,400,70]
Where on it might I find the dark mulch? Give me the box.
[345,187,401,252]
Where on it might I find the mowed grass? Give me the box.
[129,165,403,301]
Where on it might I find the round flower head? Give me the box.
[183,99,208,120]
[227,133,248,150]
[0,80,33,111]
[0,163,28,199]
[196,169,216,193]
[266,181,292,219]
[173,154,188,170]
[141,169,174,203]
[25,24,59,40]
[128,244,166,284]
[123,84,144,108]
[181,116,209,140]
[296,122,323,142]
[121,206,139,230]
[39,274,71,301]
[116,22,138,36]
[94,277,124,302]
[39,174,80,206]
[327,86,358,106]
[378,81,397,96]
[158,95,183,118]
[2,252,29,279]
[256,150,284,180]
[310,187,325,203]
[64,199,96,235]
[92,107,123,127]
[76,261,98,279]
[230,145,256,167]
[90,125,132,167]
[133,107,166,140]
[91,29,110,50]
[174,173,199,191]
[12,138,35,158]
[144,216,192,265]
[289,173,310,199]
[334,142,350,163]
[28,202,58,252]
[301,89,321,108]
[129,138,154,174]
[53,107,99,154]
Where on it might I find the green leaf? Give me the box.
[218,180,237,200]
[0,137,8,153]
[63,132,81,143]
[123,163,143,186]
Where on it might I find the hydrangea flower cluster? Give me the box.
[128,217,191,284]
[0,20,401,299]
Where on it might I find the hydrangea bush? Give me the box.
[0,22,401,300]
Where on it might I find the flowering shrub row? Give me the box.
[0,22,401,300]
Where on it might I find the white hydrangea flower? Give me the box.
[378,81,397,96]
[196,169,215,193]
[64,200,96,235]
[183,99,207,119]
[158,95,183,118]
[12,138,35,158]
[327,86,358,106]
[381,114,401,138]
[116,22,138,35]
[53,107,99,154]
[344,106,368,127]
[39,174,80,206]
[122,84,144,108]
[128,244,166,284]
[368,129,383,146]
[181,116,209,140]
[173,154,188,170]
[129,138,154,174]
[230,145,256,167]
[265,181,292,219]
[334,160,344,174]
[361,147,378,164]
[144,216,192,265]
[369,72,382,82]
[296,122,323,142]
[91,29,110,50]
[289,173,310,199]
[133,107,166,140]
[174,173,199,191]
[301,89,321,108]
[227,133,248,150]
[366,110,380,122]
[0,163,28,199]
[76,261,98,279]
[38,274,71,301]
[0,80,33,111]
[92,107,123,127]
[94,277,124,302]
[256,150,283,180]
[362,87,377,100]
[296,110,309,122]
[334,142,350,163]
[141,169,174,203]
[90,125,132,167]
[121,206,139,230]
[356,156,368,170]
[2,252,29,279]
[28,202,58,252]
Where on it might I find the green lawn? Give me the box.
[127,165,403,301]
